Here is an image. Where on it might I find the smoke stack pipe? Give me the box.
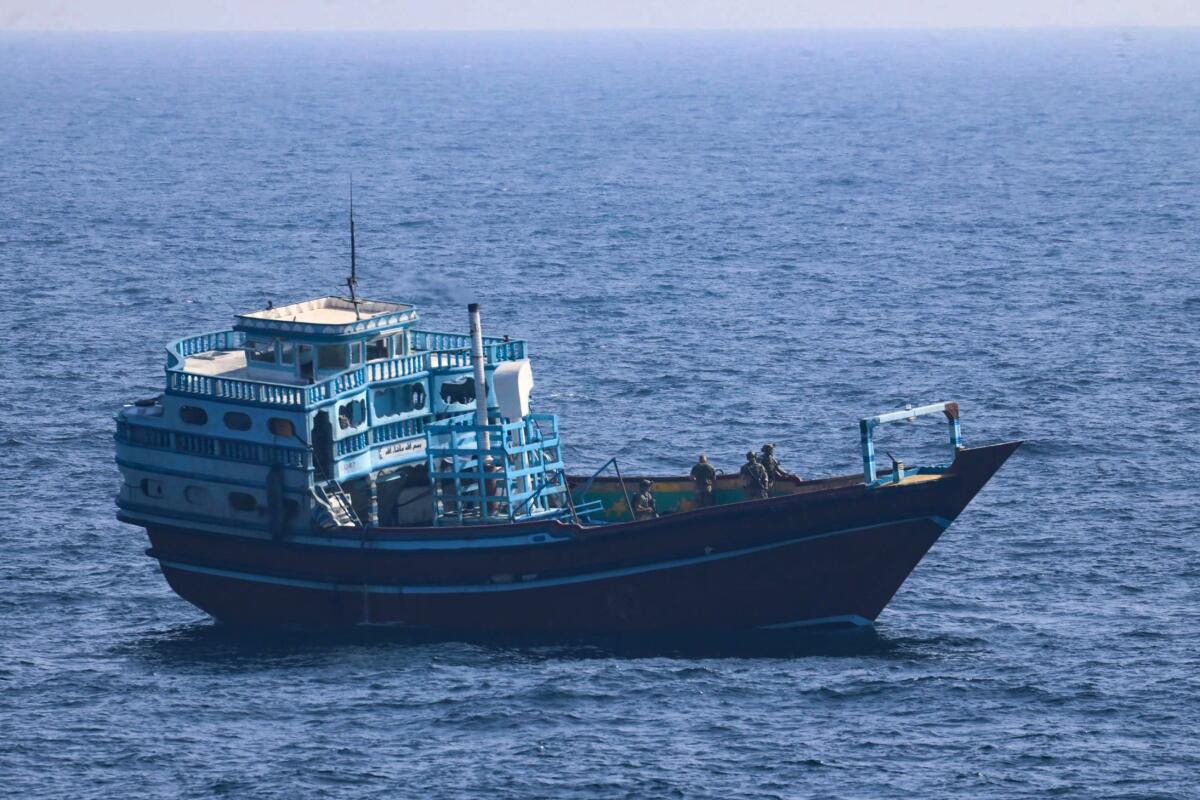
[468,303,490,453]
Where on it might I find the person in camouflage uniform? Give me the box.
[739,451,769,500]
[758,443,798,490]
[631,479,658,520]
[689,454,717,508]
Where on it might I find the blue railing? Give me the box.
[411,330,473,352]
[164,328,527,409]
[425,412,569,525]
[372,417,427,445]
[116,419,309,469]
[168,371,308,406]
[860,401,963,486]
[367,354,427,382]
[336,432,370,457]
[165,329,245,369]
[115,419,173,449]
[485,340,526,363]
[411,330,527,365]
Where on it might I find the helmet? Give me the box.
[746,451,756,460]
[640,479,652,489]
[761,443,774,453]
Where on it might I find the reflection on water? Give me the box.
[128,618,905,667]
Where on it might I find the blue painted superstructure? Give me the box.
[115,296,533,538]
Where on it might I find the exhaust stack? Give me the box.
[467,303,490,453]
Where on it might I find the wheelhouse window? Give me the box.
[350,342,363,365]
[280,341,295,365]
[317,344,347,371]
[246,339,277,364]
[268,418,295,438]
[365,337,389,361]
[298,345,314,381]
[179,406,208,426]
[223,411,251,431]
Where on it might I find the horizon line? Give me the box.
[3,24,1200,34]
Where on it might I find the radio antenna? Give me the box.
[347,177,361,320]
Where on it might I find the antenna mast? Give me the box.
[347,177,361,320]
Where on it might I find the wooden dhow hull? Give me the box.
[135,442,1020,632]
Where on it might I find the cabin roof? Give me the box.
[235,296,418,338]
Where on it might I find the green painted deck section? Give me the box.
[569,474,810,523]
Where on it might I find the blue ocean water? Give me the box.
[1,30,1198,798]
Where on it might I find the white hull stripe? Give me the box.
[120,506,573,550]
[758,614,873,629]
[157,513,952,595]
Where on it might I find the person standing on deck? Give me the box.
[740,452,769,500]
[632,479,658,520]
[758,443,799,490]
[690,454,717,508]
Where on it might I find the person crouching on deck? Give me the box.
[632,479,658,520]
[690,454,717,508]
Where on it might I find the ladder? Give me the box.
[313,479,362,528]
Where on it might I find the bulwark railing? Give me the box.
[372,417,427,445]
[411,330,527,364]
[168,372,308,406]
[116,418,310,469]
[367,354,427,382]
[336,432,370,457]
[166,329,245,370]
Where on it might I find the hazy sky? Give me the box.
[3,1,1199,31]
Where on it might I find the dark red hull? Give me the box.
[136,442,1019,632]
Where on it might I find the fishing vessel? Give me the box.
[114,236,1018,631]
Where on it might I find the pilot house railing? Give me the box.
[163,329,528,409]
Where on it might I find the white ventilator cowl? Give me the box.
[493,359,534,420]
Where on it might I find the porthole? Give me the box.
[184,485,211,506]
[268,418,295,437]
[179,406,208,426]
[223,411,252,431]
[140,478,164,498]
[229,492,258,512]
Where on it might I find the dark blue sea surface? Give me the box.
[2,30,1198,798]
